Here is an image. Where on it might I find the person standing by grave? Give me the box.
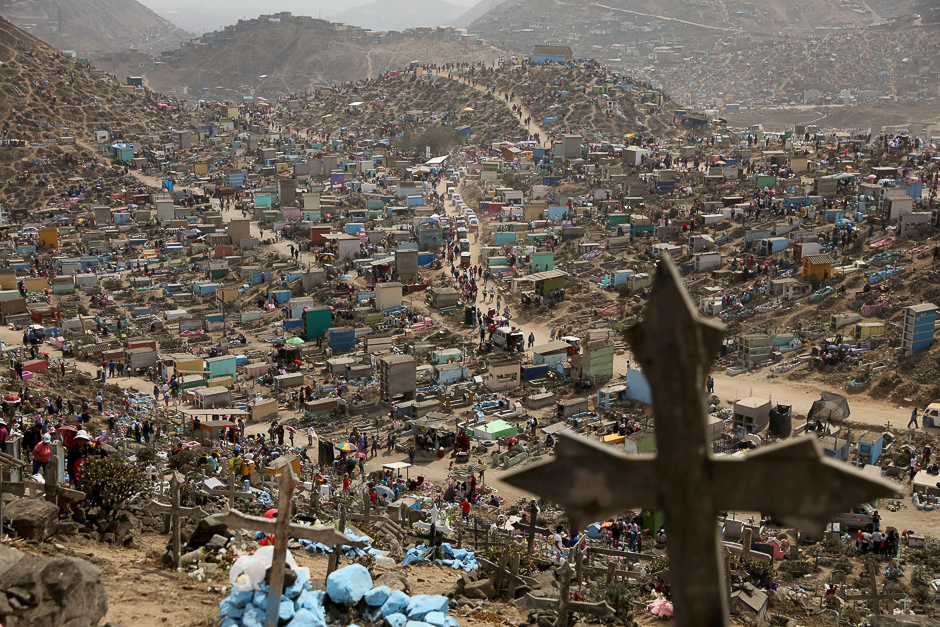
[552,525,565,564]
[460,497,471,522]
[307,425,316,448]
[31,433,52,475]
[870,509,881,532]
[240,453,255,491]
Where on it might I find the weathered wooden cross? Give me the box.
[476,546,538,599]
[149,471,202,567]
[504,255,896,627]
[215,465,366,627]
[512,502,550,554]
[516,565,614,627]
[844,562,906,616]
[413,522,446,554]
[0,452,86,504]
[205,470,253,510]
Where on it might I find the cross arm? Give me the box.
[515,594,615,618]
[721,542,772,563]
[4,481,86,501]
[504,433,659,530]
[148,501,201,516]
[845,593,907,600]
[0,451,27,468]
[214,509,368,548]
[710,437,897,535]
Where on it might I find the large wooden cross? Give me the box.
[503,255,896,627]
[845,562,906,616]
[214,465,366,627]
[149,472,202,567]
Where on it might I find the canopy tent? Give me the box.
[807,392,850,422]
[197,420,236,447]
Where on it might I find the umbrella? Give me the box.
[335,442,357,453]
[374,485,394,500]
[284,337,304,344]
[3,393,20,402]
[318,252,336,262]
[340,274,354,279]
[285,425,296,434]
[355,452,368,459]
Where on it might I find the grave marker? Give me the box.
[214,465,366,627]
[205,470,253,509]
[844,562,905,616]
[504,256,896,627]
[148,472,202,567]
[512,502,550,554]
[516,565,614,627]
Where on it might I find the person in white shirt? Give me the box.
[552,524,565,564]
[307,426,317,448]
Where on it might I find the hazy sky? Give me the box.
[139,0,479,33]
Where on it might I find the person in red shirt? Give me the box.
[342,475,351,494]
[460,498,471,522]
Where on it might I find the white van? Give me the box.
[493,327,525,351]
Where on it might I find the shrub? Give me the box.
[167,448,201,471]
[79,456,149,511]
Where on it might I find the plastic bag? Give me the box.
[229,545,299,591]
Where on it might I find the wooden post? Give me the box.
[338,501,348,532]
[556,565,572,627]
[492,547,511,592]
[507,553,522,599]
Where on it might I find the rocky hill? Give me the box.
[90,14,499,99]
[0,16,180,210]
[0,0,192,56]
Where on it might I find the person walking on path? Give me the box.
[909,407,919,429]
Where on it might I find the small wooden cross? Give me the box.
[149,472,202,567]
[413,522,446,553]
[512,502,550,554]
[516,566,615,627]
[504,255,897,627]
[844,562,905,616]
[205,470,253,510]
[215,465,366,627]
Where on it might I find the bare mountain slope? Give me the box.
[0,17,178,209]
[99,15,499,99]
[0,0,191,55]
